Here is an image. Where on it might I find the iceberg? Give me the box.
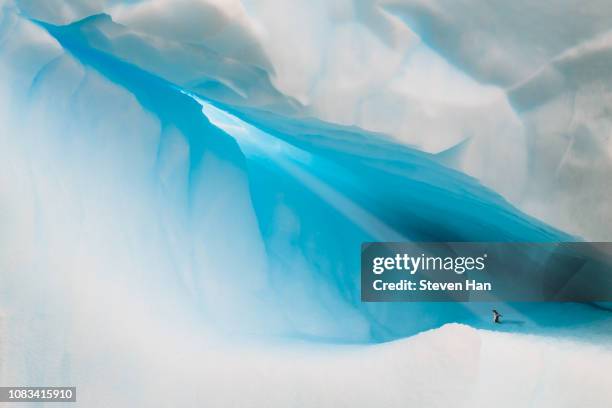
[0,1,611,406]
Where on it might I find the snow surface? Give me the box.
[6,318,612,407]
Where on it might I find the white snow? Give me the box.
[7,319,609,407]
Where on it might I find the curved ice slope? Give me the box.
[3,7,598,344]
[13,0,612,241]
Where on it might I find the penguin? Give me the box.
[492,309,502,323]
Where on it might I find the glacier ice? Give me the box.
[1,1,612,406]
[10,0,612,240]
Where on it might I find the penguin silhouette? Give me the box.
[492,309,502,323]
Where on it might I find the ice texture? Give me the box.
[1,1,611,406]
